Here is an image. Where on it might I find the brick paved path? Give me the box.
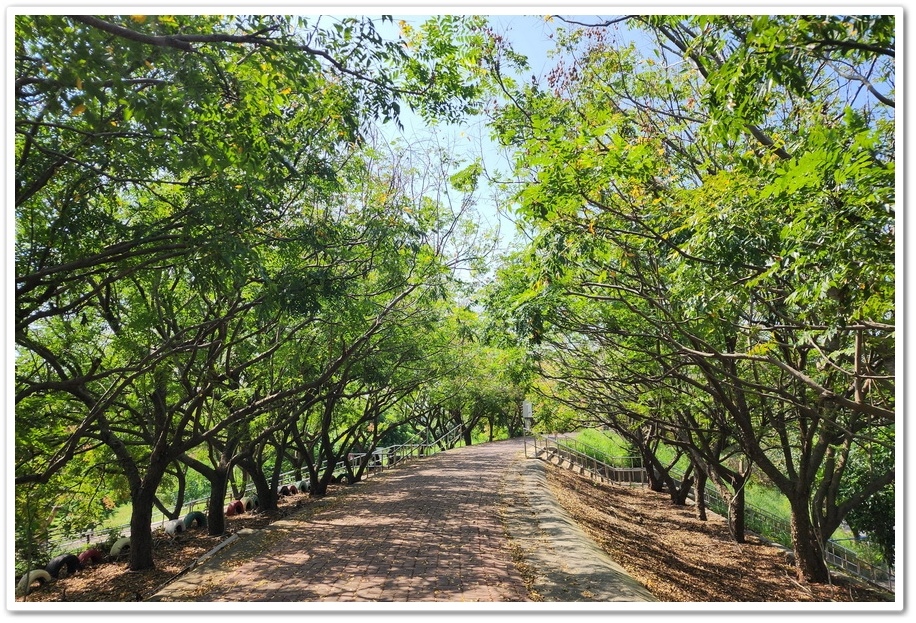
[152,439,530,602]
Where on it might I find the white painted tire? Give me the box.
[164,519,185,536]
[110,536,131,557]
[16,569,52,597]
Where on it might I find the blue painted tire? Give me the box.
[183,510,207,529]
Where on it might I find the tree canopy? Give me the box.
[14,12,896,585]
[486,13,895,582]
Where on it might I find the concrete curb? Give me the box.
[502,456,657,602]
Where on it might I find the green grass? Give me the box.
[744,482,791,522]
[576,429,632,456]
[101,504,133,532]
[559,429,870,553]
[572,429,791,523]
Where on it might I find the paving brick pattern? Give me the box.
[153,439,530,602]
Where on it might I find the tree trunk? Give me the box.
[152,465,186,520]
[230,468,246,499]
[453,409,471,446]
[178,451,234,536]
[310,430,338,497]
[788,496,831,582]
[207,465,230,536]
[267,432,290,499]
[312,460,336,497]
[695,469,708,521]
[640,447,669,494]
[237,455,277,511]
[128,470,164,572]
[300,447,322,497]
[727,484,747,544]
[671,464,694,505]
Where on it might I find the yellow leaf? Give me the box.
[280,87,292,95]
[75,76,83,89]
[144,59,154,69]
[747,341,775,357]
[72,103,87,115]
[130,15,146,23]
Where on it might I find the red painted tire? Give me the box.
[278,485,290,496]
[225,502,237,517]
[78,548,104,566]
[288,485,298,495]
[45,553,82,578]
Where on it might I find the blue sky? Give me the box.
[371,13,655,257]
[373,14,586,255]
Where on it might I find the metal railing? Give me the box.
[535,433,894,593]
[348,422,464,469]
[528,433,647,485]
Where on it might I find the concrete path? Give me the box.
[503,456,656,602]
[149,438,656,603]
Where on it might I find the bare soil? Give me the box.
[16,461,894,603]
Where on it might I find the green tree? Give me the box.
[489,14,895,583]
[15,13,489,571]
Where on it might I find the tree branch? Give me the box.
[69,15,195,51]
